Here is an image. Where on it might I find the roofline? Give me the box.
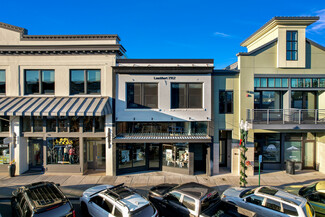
[0,21,121,41]
[117,59,214,64]
[113,66,213,74]
[213,69,240,75]
[240,16,319,47]
[237,38,278,56]
[307,38,325,52]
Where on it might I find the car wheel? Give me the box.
[81,202,90,217]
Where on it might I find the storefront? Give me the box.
[254,133,316,171]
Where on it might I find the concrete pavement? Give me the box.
[0,170,324,199]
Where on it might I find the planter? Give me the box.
[8,164,16,177]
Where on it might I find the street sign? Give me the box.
[259,155,262,163]
[3,137,12,144]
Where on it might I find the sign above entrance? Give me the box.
[154,76,176,80]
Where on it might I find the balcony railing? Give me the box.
[247,109,325,125]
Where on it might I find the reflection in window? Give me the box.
[127,83,158,108]
[33,117,43,132]
[95,116,105,132]
[70,117,79,132]
[25,70,55,94]
[22,117,31,132]
[268,78,274,88]
[254,78,260,87]
[0,70,5,94]
[83,117,93,132]
[171,83,202,109]
[46,117,56,132]
[255,134,280,163]
[261,78,267,87]
[219,91,233,114]
[163,143,188,169]
[58,117,68,132]
[117,143,146,169]
[286,31,298,61]
[284,141,302,162]
[0,116,9,132]
[0,138,9,164]
[70,70,101,94]
[46,138,79,164]
[275,78,281,88]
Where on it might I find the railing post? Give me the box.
[267,109,269,124]
[299,110,301,124]
[315,109,318,124]
[283,109,285,124]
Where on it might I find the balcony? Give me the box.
[247,109,325,130]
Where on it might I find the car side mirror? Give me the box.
[243,198,247,203]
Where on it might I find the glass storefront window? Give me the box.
[33,117,43,132]
[0,116,9,132]
[46,138,79,164]
[254,78,260,88]
[58,117,68,132]
[284,141,302,162]
[0,138,10,164]
[263,134,280,163]
[95,116,105,132]
[83,117,93,132]
[70,117,79,132]
[22,117,31,132]
[312,79,318,88]
[163,143,188,169]
[275,78,281,88]
[261,78,267,87]
[282,78,288,87]
[46,117,56,132]
[118,144,133,169]
[133,144,145,167]
[268,78,275,88]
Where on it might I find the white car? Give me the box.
[221,186,315,217]
[80,183,158,217]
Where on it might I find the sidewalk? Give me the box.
[0,170,324,199]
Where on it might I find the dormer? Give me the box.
[240,16,319,68]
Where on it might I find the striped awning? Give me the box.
[0,97,111,116]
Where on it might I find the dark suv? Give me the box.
[11,181,75,217]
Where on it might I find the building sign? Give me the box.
[154,76,176,80]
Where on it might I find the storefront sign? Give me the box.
[154,76,176,80]
[0,144,9,148]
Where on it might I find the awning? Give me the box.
[0,97,111,116]
[113,134,212,143]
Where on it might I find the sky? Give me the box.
[0,0,325,69]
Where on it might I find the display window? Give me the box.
[0,138,9,164]
[46,138,79,164]
[117,144,146,169]
[163,143,188,169]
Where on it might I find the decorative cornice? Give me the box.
[0,44,126,56]
[0,22,27,34]
[22,34,121,41]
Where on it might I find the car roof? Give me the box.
[174,182,214,199]
[256,186,306,206]
[19,182,67,210]
[102,184,149,212]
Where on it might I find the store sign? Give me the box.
[154,76,176,80]
[0,144,9,148]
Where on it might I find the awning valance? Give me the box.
[0,97,111,117]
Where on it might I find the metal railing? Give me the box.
[247,109,325,125]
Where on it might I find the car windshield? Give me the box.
[300,184,316,197]
[303,202,315,217]
[201,191,219,212]
[131,204,155,217]
[239,188,257,198]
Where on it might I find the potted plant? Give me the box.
[8,160,16,177]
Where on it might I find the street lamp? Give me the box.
[239,120,251,187]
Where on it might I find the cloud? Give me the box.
[309,9,325,33]
[214,32,231,38]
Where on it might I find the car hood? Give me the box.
[223,187,247,198]
[284,185,303,196]
[82,185,113,198]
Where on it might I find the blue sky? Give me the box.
[1,0,324,68]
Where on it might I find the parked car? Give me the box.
[80,183,158,217]
[285,181,325,216]
[11,181,75,217]
[148,182,221,217]
[221,186,315,217]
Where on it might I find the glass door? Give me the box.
[148,144,160,169]
[304,142,315,169]
[29,139,43,169]
[96,142,106,169]
[219,139,227,167]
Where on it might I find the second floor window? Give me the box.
[171,83,202,109]
[127,83,158,108]
[286,31,298,61]
[0,70,5,94]
[219,91,233,114]
[70,69,101,94]
[25,70,55,94]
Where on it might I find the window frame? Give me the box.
[219,90,233,114]
[286,31,298,61]
[126,82,158,109]
[24,69,55,95]
[70,69,101,95]
[0,70,5,94]
[171,82,203,109]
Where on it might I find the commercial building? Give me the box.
[213,16,325,176]
[113,59,213,175]
[0,22,125,175]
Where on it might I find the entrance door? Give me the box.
[148,144,161,169]
[29,139,43,170]
[87,139,106,170]
[303,141,315,169]
[219,139,227,167]
[193,144,206,173]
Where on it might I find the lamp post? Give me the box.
[239,120,250,187]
